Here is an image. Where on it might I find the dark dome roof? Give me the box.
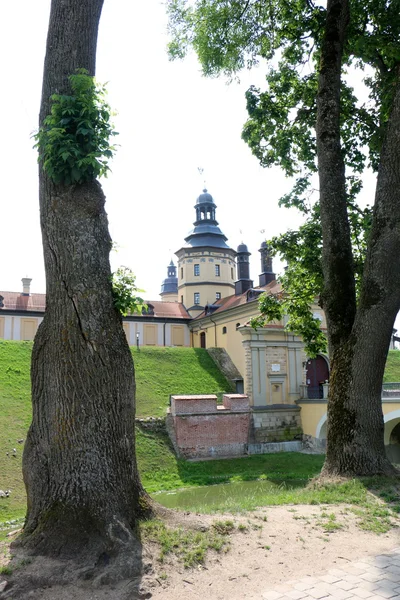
[196,188,215,205]
[237,243,249,253]
[260,241,268,249]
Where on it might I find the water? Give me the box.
[152,478,306,511]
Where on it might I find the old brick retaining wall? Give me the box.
[170,394,250,459]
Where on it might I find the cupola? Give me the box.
[184,189,230,249]
[160,260,178,302]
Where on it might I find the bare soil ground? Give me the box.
[1,504,399,600]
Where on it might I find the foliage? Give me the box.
[34,69,118,185]
[166,0,399,354]
[111,267,146,316]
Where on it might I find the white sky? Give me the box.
[0,1,378,302]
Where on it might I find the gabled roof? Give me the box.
[133,300,191,320]
[0,291,46,313]
[193,279,282,320]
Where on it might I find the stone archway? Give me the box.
[316,413,328,441]
[383,410,400,464]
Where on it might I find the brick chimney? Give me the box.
[22,278,32,296]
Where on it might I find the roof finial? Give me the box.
[197,166,207,191]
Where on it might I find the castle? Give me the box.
[2,189,400,454]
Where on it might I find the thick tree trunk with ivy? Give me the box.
[317,0,399,476]
[21,0,150,560]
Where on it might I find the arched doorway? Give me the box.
[387,422,400,463]
[200,331,206,349]
[306,355,329,399]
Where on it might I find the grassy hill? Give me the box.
[0,340,233,521]
[384,350,400,382]
[1,341,400,523]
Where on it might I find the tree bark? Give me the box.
[323,68,400,475]
[21,0,151,559]
[317,0,398,475]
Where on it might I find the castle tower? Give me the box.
[259,241,276,286]
[160,260,178,302]
[235,243,254,295]
[175,189,236,316]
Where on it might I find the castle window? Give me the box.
[231,268,234,279]
[215,264,220,276]
[181,267,183,279]
[194,292,200,305]
[222,326,227,334]
[236,323,241,329]
[181,295,183,304]
[194,264,200,276]
[216,292,221,300]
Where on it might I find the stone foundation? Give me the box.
[251,406,302,443]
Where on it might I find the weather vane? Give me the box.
[197,166,207,190]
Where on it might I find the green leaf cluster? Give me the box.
[167,0,396,354]
[111,267,146,317]
[34,69,118,185]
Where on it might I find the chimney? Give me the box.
[235,243,254,295]
[22,277,32,296]
[259,242,276,287]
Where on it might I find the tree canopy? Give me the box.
[167,0,400,475]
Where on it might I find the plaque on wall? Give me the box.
[271,364,281,372]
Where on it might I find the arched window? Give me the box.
[222,326,227,334]
[236,323,241,330]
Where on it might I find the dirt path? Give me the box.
[1,504,399,599]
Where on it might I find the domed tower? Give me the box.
[259,241,276,286]
[160,260,178,302]
[175,189,237,316]
[235,243,254,295]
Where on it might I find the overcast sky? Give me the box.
[1,1,378,302]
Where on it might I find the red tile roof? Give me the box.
[0,292,190,320]
[192,280,282,320]
[132,300,191,320]
[0,292,46,312]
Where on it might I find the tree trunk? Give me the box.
[317,0,399,476]
[21,0,151,560]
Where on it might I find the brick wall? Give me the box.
[170,394,250,458]
[171,395,218,415]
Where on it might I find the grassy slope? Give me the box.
[384,350,400,382]
[0,341,232,520]
[2,342,400,522]
[133,346,234,417]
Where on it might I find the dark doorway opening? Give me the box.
[200,331,206,349]
[306,355,329,399]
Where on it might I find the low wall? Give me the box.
[170,394,250,459]
[252,406,302,443]
[248,441,302,454]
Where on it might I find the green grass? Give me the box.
[384,350,400,382]
[1,341,400,532]
[0,341,233,521]
[140,519,229,567]
[137,427,325,493]
[133,346,234,417]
